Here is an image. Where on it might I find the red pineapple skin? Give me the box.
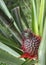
[21,29,41,59]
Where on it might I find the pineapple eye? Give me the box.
[24,39,31,46]
[25,39,30,43]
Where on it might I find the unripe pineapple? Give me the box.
[21,29,41,59]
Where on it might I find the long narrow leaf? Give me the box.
[22,59,37,65]
[20,8,29,29]
[12,7,24,32]
[0,0,21,34]
[0,42,25,65]
[38,0,45,36]
[31,0,39,35]
[38,18,46,65]
[0,17,22,44]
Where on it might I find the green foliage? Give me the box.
[0,62,7,65]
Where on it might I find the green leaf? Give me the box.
[22,59,37,65]
[35,0,41,17]
[38,18,46,65]
[0,32,23,54]
[20,8,29,29]
[0,0,21,34]
[0,42,25,61]
[31,0,39,35]
[0,18,22,44]
[0,50,24,65]
[38,0,45,36]
[0,0,12,19]
[12,7,24,32]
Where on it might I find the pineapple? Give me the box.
[21,29,41,59]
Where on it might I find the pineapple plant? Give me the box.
[0,0,46,65]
